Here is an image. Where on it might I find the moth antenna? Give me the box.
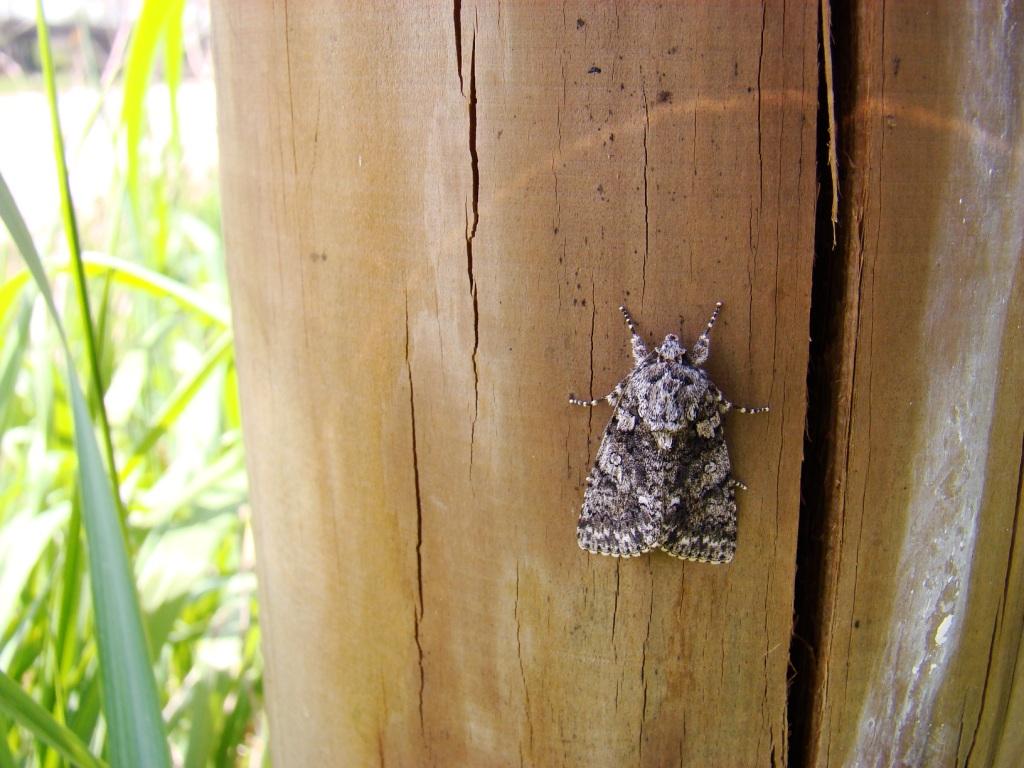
[619,304,640,335]
[688,301,723,366]
[700,301,723,338]
[620,304,648,363]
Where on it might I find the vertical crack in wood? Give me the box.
[514,564,535,759]
[640,72,650,309]
[820,0,839,246]
[964,433,1024,764]
[453,0,464,95]
[405,294,426,735]
[611,560,621,642]
[756,2,766,201]
[638,570,654,761]
[282,0,298,176]
[750,1,767,365]
[587,279,596,446]
[788,1,850,765]
[466,25,481,474]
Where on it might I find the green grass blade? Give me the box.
[35,0,85,293]
[82,251,230,326]
[0,669,107,768]
[0,173,63,336]
[94,274,115,385]
[163,0,186,154]
[68,672,101,745]
[183,678,213,768]
[1,171,172,767]
[2,252,230,328]
[0,300,32,438]
[68,369,171,767]
[54,499,83,682]
[0,506,67,634]
[122,0,177,206]
[120,331,233,481]
[148,438,244,520]
[212,680,252,768]
[0,716,15,768]
[36,0,124,523]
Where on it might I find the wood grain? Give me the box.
[800,2,1024,765]
[212,1,817,764]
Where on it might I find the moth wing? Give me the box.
[577,413,667,557]
[661,482,738,564]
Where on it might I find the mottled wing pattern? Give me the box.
[661,484,739,563]
[660,412,738,563]
[577,394,669,557]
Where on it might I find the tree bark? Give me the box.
[212,1,816,765]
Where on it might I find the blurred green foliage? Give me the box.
[0,1,263,764]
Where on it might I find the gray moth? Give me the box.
[569,302,768,563]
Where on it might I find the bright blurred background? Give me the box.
[1,1,264,764]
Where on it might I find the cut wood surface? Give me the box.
[800,2,1024,767]
[212,1,816,765]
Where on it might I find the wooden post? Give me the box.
[212,1,816,764]
[798,2,1024,766]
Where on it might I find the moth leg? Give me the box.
[688,300,723,366]
[620,304,648,363]
[732,404,769,414]
[715,390,770,415]
[568,378,626,407]
[569,388,619,407]
[568,394,612,407]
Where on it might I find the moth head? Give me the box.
[656,334,685,361]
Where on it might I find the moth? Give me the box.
[569,302,767,563]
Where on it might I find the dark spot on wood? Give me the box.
[309,251,327,262]
[667,46,678,55]
[657,90,672,103]
[588,65,601,74]
[577,17,585,29]
[892,56,901,76]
